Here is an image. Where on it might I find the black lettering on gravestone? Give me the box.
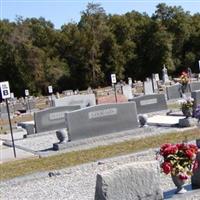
[189,82,200,92]
[65,103,138,141]
[34,105,80,133]
[129,94,167,114]
[166,84,182,100]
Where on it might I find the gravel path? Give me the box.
[0,117,197,199]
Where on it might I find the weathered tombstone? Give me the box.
[52,94,96,108]
[95,161,163,200]
[166,84,182,100]
[129,94,167,114]
[65,102,138,141]
[128,77,132,87]
[122,85,133,100]
[152,77,158,93]
[63,90,74,96]
[191,90,200,109]
[162,65,169,83]
[143,80,153,95]
[34,105,80,133]
[87,87,93,94]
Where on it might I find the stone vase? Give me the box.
[182,107,193,118]
[171,175,187,194]
[56,129,68,143]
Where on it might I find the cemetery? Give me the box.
[1,2,200,200]
[1,70,200,200]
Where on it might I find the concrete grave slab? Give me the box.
[147,115,185,127]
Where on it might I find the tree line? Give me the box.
[0,3,200,96]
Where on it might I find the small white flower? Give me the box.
[177,99,186,105]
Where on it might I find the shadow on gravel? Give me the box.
[164,184,192,199]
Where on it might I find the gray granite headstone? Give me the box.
[0,104,14,113]
[166,84,182,100]
[0,112,8,119]
[95,161,163,200]
[34,105,80,133]
[189,82,200,92]
[0,104,7,113]
[129,94,167,114]
[52,94,96,108]
[192,151,200,189]
[65,102,138,141]
[192,90,200,109]
[144,80,153,95]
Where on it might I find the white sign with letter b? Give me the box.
[111,74,117,84]
[0,81,11,99]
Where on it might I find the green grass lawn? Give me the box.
[1,128,200,181]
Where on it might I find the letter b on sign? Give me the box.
[0,81,11,99]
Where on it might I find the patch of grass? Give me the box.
[1,128,200,181]
[167,103,180,110]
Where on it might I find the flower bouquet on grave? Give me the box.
[178,97,194,118]
[156,143,199,194]
[180,72,189,93]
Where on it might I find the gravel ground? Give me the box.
[4,126,193,157]
[0,149,185,200]
[0,111,198,200]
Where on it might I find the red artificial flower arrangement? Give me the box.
[157,143,198,180]
[180,72,189,85]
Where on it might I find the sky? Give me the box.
[1,0,200,29]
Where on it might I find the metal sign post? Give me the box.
[48,85,53,107]
[0,81,16,158]
[198,60,200,72]
[111,74,117,103]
